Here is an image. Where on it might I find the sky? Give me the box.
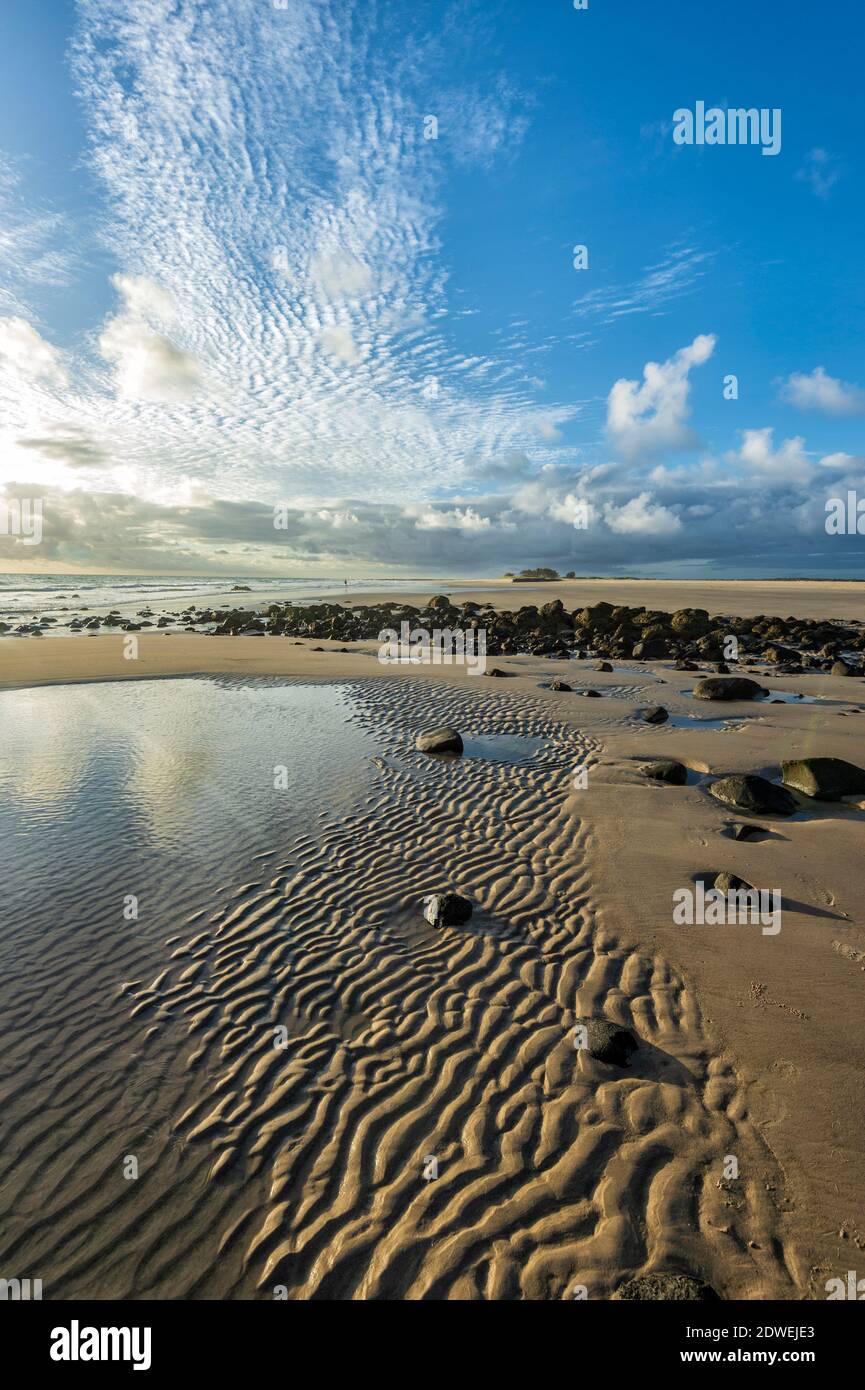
[0,0,863,578]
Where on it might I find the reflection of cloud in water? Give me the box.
[0,688,93,806]
[0,677,378,856]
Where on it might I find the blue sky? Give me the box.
[0,0,863,576]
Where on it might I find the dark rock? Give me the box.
[579,689,603,698]
[632,637,668,660]
[423,892,473,928]
[486,667,510,678]
[831,660,855,677]
[594,660,613,672]
[415,726,464,755]
[574,1017,637,1067]
[616,1273,718,1302]
[539,599,566,621]
[781,756,865,801]
[640,706,669,724]
[693,677,764,701]
[642,759,688,785]
[549,679,572,692]
[713,871,754,893]
[709,775,797,817]
[733,823,766,841]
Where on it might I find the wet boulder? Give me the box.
[709,775,797,817]
[781,756,865,801]
[693,677,764,701]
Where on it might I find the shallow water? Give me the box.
[680,687,821,705]
[0,679,379,959]
[661,713,756,731]
[461,732,548,763]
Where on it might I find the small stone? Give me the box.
[640,706,669,724]
[713,871,754,893]
[641,759,688,785]
[733,823,765,841]
[575,1017,637,1067]
[423,893,473,928]
[615,1272,719,1302]
[415,727,463,755]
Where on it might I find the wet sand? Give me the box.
[1,615,864,1299]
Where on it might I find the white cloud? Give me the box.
[728,428,812,485]
[603,491,681,536]
[780,366,865,417]
[408,504,493,532]
[319,325,360,364]
[796,148,843,200]
[0,316,67,386]
[606,334,715,459]
[573,244,713,325]
[818,451,860,471]
[98,275,202,402]
[311,252,373,299]
[549,493,595,527]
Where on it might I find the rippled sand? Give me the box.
[0,673,811,1299]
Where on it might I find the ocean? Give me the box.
[0,573,456,616]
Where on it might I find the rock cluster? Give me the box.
[6,596,865,675]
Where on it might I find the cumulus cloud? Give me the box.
[603,492,682,536]
[606,334,716,460]
[0,316,67,386]
[780,366,865,417]
[549,493,596,528]
[98,275,202,402]
[408,504,494,532]
[728,428,812,485]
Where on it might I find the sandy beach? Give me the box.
[1,580,863,1300]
